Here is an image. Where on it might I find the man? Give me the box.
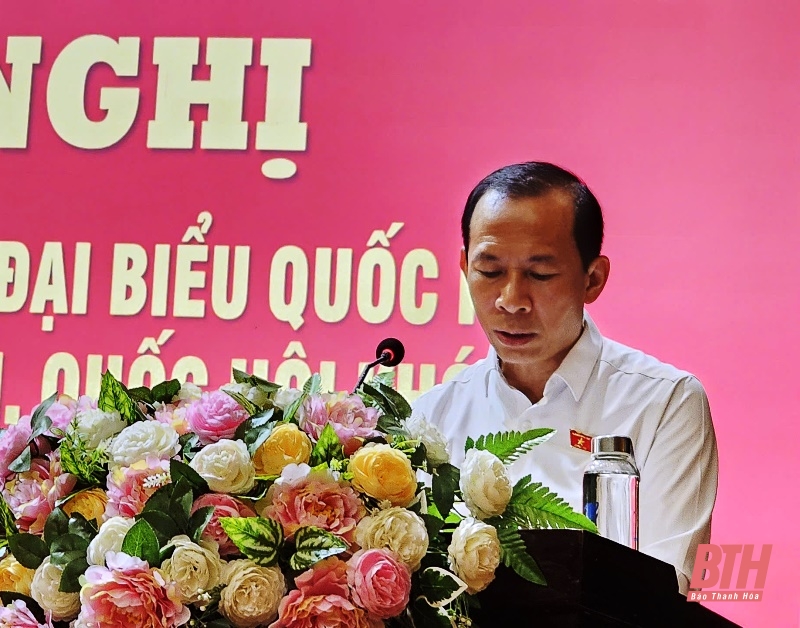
[413,161,718,593]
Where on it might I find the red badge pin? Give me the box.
[570,429,592,452]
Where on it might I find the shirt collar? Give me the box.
[482,310,603,403]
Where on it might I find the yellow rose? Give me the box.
[62,488,108,523]
[349,443,417,507]
[253,423,312,476]
[0,554,35,595]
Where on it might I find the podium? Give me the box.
[475,530,739,627]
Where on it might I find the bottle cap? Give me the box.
[591,435,634,457]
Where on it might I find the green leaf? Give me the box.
[497,527,547,585]
[504,475,598,532]
[127,386,154,405]
[29,392,57,440]
[219,516,283,566]
[232,369,282,393]
[8,447,31,473]
[67,512,98,543]
[0,494,18,540]
[142,483,174,516]
[137,511,180,546]
[151,379,182,404]
[302,373,322,395]
[49,533,87,566]
[289,525,348,571]
[282,392,307,423]
[170,459,209,496]
[44,508,69,546]
[234,409,276,456]
[98,371,140,424]
[371,370,395,388]
[189,506,215,543]
[8,533,48,570]
[308,423,343,467]
[375,382,412,420]
[464,429,555,464]
[169,477,194,530]
[432,463,460,519]
[416,566,468,607]
[121,519,161,566]
[59,556,89,593]
[223,389,259,416]
[420,513,445,540]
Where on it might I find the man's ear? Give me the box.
[584,255,610,304]
[460,248,468,277]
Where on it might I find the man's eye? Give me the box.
[530,272,557,281]
[477,270,501,278]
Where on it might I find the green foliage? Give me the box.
[302,374,322,395]
[464,428,555,464]
[98,371,142,424]
[122,519,161,567]
[371,370,395,388]
[308,423,344,467]
[431,463,460,519]
[219,516,283,566]
[170,459,210,496]
[232,369,282,393]
[416,566,468,607]
[223,390,260,416]
[59,422,110,486]
[189,507,215,543]
[7,447,31,473]
[0,494,18,549]
[234,409,277,456]
[289,526,348,571]
[29,392,57,440]
[8,533,48,570]
[359,382,409,436]
[497,527,547,585]
[128,379,182,406]
[503,475,598,532]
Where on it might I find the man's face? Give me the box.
[461,189,605,375]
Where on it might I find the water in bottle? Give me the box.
[582,435,639,550]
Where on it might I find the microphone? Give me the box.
[353,338,406,393]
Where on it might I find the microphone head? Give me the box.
[376,337,405,367]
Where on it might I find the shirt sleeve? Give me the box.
[638,376,718,594]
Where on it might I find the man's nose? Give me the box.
[496,275,531,313]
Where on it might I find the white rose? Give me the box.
[355,507,429,571]
[447,517,501,594]
[459,449,512,519]
[219,559,286,627]
[273,388,302,411]
[108,421,180,467]
[406,411,450,467]
[161,535,223,603]
[70,408,126,449]
[222,382,270,408]
[177,382,202,403]
[86,516,136,566]
[189,439,255,494]
[30,558,80,621]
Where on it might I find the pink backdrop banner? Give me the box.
[1,2,798,626]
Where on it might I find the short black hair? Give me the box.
[461,161,604,270]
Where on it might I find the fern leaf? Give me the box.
[506,476,597,532]
[465,429,555,464]
[497,528,546,585]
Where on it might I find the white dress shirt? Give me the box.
[413,313,718,593]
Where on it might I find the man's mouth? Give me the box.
[495,331,537,346]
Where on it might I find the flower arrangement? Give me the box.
[0,369,596,627]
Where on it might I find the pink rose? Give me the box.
[347,549,411,619]
[298,394,381,453]
[2,453,76,534]
[265,468,365,543]
[190,493,257,556]
[104,458,171,520]
[295,557,350,599]
[0,599,53,628]
[74,552,190,627]
[270,589,382,628]
[185,390,249,444]
[0,418,33,479]
[154,403,190,436]
[45,394,95,434]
